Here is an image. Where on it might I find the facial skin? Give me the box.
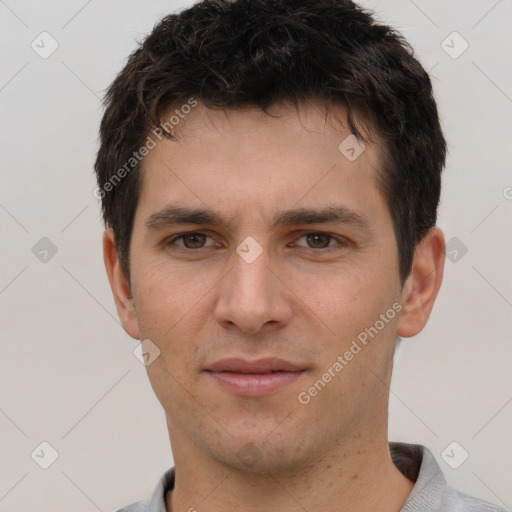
[104,101,445,512]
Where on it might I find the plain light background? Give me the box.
[1,1,511,511]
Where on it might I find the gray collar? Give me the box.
[123,443,502,512]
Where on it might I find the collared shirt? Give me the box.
[116,443,506,512]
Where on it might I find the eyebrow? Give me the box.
[145,205,373,234]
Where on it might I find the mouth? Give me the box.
[204,357,306,397]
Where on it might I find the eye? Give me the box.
[164,231,348,253]
[166,232,217,250]
[293,232,347,251]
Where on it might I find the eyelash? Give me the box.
[164,231,348,253]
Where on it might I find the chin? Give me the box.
[209,433,316,476]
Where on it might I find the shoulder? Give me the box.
[442,486,508,512]
[115,501,145,512]
[391,443,507,512]
[114,467,175,512]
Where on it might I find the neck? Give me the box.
[165,424,414,512]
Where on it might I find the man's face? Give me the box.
[124,102,406,472]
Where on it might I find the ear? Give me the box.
[102,228,140,340]
[396,227,445,338]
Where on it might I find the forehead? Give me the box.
[163,99,375,152]
[135,100,387,229]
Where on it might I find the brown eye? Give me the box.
[305,233,333,249]
[181,234,206,248]
[166,232,216,250]
[292,232,348,253]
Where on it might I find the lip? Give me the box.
[206,357,304,373]
[204,358,306,397]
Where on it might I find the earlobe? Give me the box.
[396,227,445,338]
[102,229,140,340]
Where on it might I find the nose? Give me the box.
[214,245,293,334]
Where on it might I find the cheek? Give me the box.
[295,263,400,371]
[133,260,213,332]
[132,261,230,377]
[292,265,376,334]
